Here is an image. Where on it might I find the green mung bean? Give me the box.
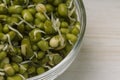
[58,3,68,17]
[7,75,23,80]
[8,5,23,14]
[37,40,49,51]
[37,51,45,59]
[12,63,20,72]
[37,67,45,75]
[3,24,9,33]
[0,51,7,60]
[22,9,34,22]
[0,4,7,14]
[35,12,46,22]
[4,64,15,76]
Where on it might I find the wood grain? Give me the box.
[56,0,120,80]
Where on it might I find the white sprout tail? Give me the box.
[6,34,15,52]
[7,25,23,38]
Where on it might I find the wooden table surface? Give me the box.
[56,0,120,80]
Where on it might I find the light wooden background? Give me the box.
[56,0,120,80]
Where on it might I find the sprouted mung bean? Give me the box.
[0,0,80,79]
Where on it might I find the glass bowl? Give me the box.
[28,0,86,80]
